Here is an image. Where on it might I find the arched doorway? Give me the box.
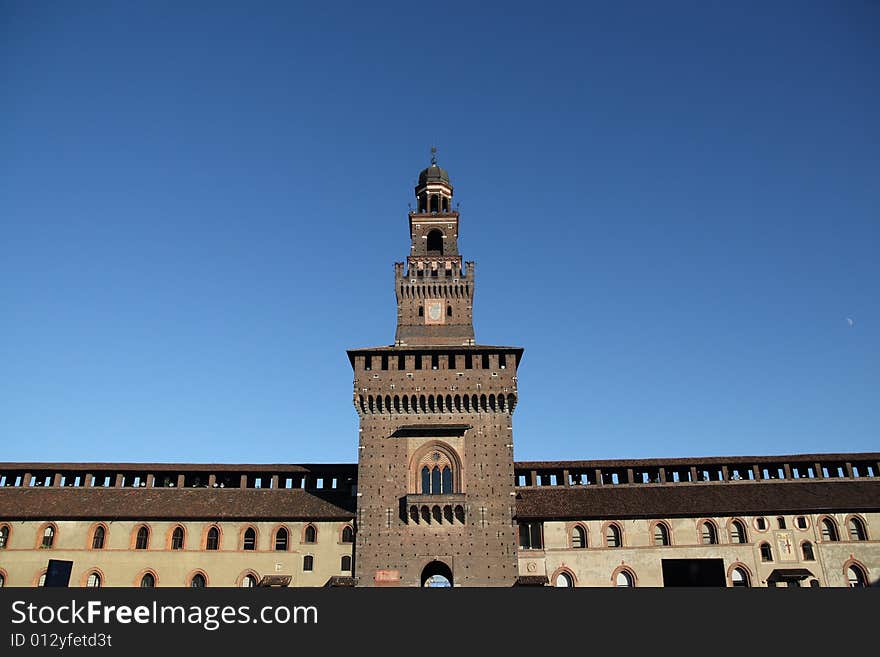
[421,560,453,587]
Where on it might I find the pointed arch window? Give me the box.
[615,570,634,587]
[701,521,718,545]
[555,572,573,587]
[140,573,156,588]
[572,525,587,549]
[848,517,867,541]
[847,564,867,588]
[243,527,256,551]
[275,527,289,551]
[171,526,185,550]
[241,574,257,588]
[91,526,105,550]
[730,520,747,544]
[41,525,55,549]
[190,573,206,588]
[653,523,670,546]
[0,525,9,549]
[86,572,102,588]
[605,524,622,548]
[135,526,149,550]
[341,526,354,543]
[304,525,317,544]
[731,568,750,588]
[206,527,220,551]
[821,518,839,542]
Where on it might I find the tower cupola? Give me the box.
[414,147,453,214]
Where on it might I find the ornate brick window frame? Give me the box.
[550,566,577,587]
[611,564,637,587]
[87,522,108,550]
[602,521,623,548]
[36,522,57,550]
[134,568,159,587]
[727,562,752,587]
[130,524,151,550]
[80,568,106,588]
[408,440,463,495]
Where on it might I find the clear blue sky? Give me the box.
[1,1,877,465]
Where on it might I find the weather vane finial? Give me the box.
[430,145,437,165]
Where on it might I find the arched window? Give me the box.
[555,572,573,587]
[446,305,452,317]
[760,542,773,562]
[341,555,352,571]
[241,574,257,588]
[41,525,55,549]
[243,528,256,551]
[801,541,815,561]
[275,527,289,551]
[341,526,354,543]
[140,573,155,588]
[653,523,670,546]
[605,524,621,548]
[821,518,839,542]
[91,526,105,550]
[171,526,185,550]
[0,525,9,549]
[700,521,718,545]
[135,526,149,550]
[426,229,443,255]
[572,525,586,549]
[38,572,47,587]
[615,570,634,587]
[303,555,314,572]
[206,527,220,550]
[0,572,5,588]
[730,520,747,544]
[848,517,867,541]
[847,564,867,588]
[190,573,206,588]
[777,516,787,529]
[304,525,317,544]
[418,306,424,317]
[731,568,750,588]
[86,572,102,588]
[441,466,452,493]
[414,445,459,495]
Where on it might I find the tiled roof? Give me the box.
[514,480,880,520]
[0,488,356,521]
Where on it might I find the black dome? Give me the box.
[418,163,450,186]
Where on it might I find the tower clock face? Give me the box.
[425,299,444,325]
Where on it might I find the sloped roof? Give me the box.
[0,487,356,521]
[514,479,880,520]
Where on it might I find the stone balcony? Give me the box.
[404,493,467,525]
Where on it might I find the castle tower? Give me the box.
[348,152,522,586]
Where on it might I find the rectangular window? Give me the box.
[518,523,543,550]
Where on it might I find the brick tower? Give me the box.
[348,151,522,586]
